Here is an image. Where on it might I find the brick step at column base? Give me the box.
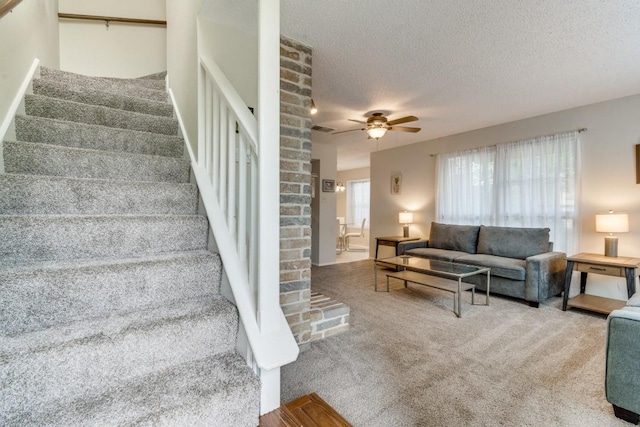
[310,292,350,341]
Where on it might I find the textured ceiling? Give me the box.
[280,0,640,170]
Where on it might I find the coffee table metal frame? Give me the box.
[374,255,491,317]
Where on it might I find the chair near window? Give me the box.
[344,218,366,252]
[336,218,345,254]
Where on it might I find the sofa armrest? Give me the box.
[397,240,429,255]
[524,251,566,302]
[606,308,640,414]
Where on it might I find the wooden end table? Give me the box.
[374,236,420,259]
[562,253,640,314]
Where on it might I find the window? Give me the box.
[347,179,370,229]
[436,131,581,254]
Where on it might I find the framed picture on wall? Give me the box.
[322,179,336,192]
[391,173,402,195]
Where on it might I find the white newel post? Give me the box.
[257,0,283,415]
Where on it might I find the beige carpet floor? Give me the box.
[281,260,628,427]
[334,248,369,264]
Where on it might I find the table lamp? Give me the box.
[595,211,629,257]
[399,211,413,238]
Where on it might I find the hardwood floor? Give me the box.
[260,393,351,427]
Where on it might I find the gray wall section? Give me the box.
[309,142,337,265]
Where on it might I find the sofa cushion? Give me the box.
[429,222,480,254]
[406,247,469,262]
[476,225,550,259]
[456,254,526,281]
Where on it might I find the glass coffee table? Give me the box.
[374,255,491,317]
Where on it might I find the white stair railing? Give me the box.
[173,0,298,414]
[183,46,298,421]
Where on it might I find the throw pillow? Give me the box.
[429,222,480,254]
[477,225,550,259]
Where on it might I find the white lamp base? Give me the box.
[604,236,618,257]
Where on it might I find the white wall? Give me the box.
[58,0,166,77]
[311,143,337,265]
[167,0,257,157]
[0,0,59,122]
[371,94,640,300]
[198,17,257,112]
[0,0,59,170]
[165,0,202,152]
[337,167,370,249]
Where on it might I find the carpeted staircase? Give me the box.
[0,67,260,426]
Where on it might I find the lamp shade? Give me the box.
[399,211,414,224]
[595,212,629,233]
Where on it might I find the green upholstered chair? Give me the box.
[606,295,640,423]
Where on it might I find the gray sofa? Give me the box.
[397,222,566,307]
[605,297,640,423]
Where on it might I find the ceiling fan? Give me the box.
[333,113,421,140]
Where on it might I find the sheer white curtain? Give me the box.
[436,146,496,225]
[347,179,370,229]
[436,131,581,253]
[494,132,580,253]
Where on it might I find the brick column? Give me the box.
[279,37,312,349]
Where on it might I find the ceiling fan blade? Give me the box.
[386,115,418,126]
[332,128,365,135]
[388,126,421,133]
[347,119,367,124]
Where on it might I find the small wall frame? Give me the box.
[636,145,640,184]
[322,179,335,192]
[391,173,402,195]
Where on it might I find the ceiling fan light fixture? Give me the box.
[367,127,387,140]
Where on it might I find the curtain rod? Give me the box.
[429,127,587,157]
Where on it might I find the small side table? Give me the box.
[375,236,420,259]
[562,253,640,314]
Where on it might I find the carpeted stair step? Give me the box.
[0,174,198,215]
[3,352,260,427]
[3,141,189,182]
[40,67,167,102]
[42,68,167,92]
[33,79,174,117]
[0,214,208,263]
[0,65,257,426]
[25,94,179,135]
[0,297,240,421]
[137,70,167,80]
[101,76,167,91]
[0,250,222,336]
[14,115,184,158]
